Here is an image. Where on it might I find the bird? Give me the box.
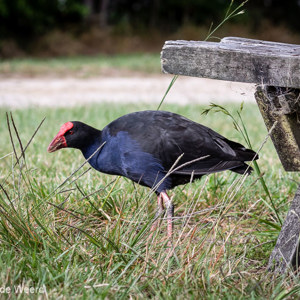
[47,110,258,243]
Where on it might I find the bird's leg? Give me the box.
[150,194,165,233]
[161,191,174,247]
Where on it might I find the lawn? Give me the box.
[0,100,299,299]
[0,53,161,78]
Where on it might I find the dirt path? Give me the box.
[0,74,255,108]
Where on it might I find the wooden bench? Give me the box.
[161,37,300,274]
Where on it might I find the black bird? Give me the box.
[48,110,258,242]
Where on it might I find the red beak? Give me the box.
[47,134,67,153]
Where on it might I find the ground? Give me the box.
[1,70,300,298]
[0,74,255,108]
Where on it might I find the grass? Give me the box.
[0,101,299,298]
[0,53,161,78]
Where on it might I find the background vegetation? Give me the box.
[1,0,300,57]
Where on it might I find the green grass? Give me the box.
[0,53,161,77]
[0,102,299,299]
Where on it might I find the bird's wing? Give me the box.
[157,126,251,175]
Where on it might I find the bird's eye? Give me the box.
[69,130,74,135]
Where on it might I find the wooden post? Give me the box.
[255,85,300,272]
[254,85,300,171]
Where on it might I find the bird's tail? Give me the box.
[231,163,253,175]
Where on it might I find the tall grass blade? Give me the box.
[156,75,178,110]
[6,112,19,166]
[14,117,46,166]
[10,113,25,161]
[205,1,248,41]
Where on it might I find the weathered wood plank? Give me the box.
[161,37,300,88]
[255,85,300,171]
[268,185,300,273]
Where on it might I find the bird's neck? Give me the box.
[80,130,103,161]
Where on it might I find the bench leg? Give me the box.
[268,184,300,273]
